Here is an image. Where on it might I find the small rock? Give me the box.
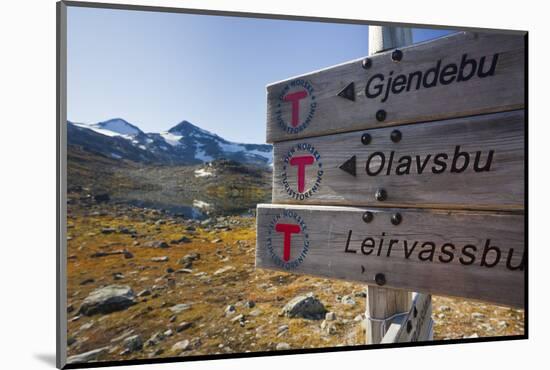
[171,236,192,244]
[144,241,170,249]
[79,278,95,286]
[169,304,191,314]
[354,314,363,322]
[472,312,486,319]
[225,305,236,316]
[325,312,336,321]
[353,290,367,298]
[439,305,452,312]
[137,289,151,297]
[231,314,244,323]
[101,227,116,234]
[122,335,143,353]
[464,333,479,338]
[212,238,223,243]
[214,266,234,275]
[145,332,166,347]
[277,325,289,336]
[172,340,190,352]
[66,347,110,364]
[110,329,135,343]
[280,293,327,320]
[112,272,124,280]
[276,343,290,350]
[176,322,192,332]
[340,295,356,305]
[175,268,193,274]
[244,300,255,309]
[79,321,94,331]
[78,285,135,316]
[163,329,173,337]
[151,256,169,262]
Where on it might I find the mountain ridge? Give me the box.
[68,118,272,167]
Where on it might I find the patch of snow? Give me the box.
[110,153,122,159]
[73,122,134,141]
[246,149,272,161]
[195,147,213,162]
[218,141,244,153]
[194,168,214,178]
[138,145,147,151]
[193,200,211,209]
[160,132,183,146]
[98,119,141,136]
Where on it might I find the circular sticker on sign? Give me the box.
[281,143,323,200]
[266,210,310,270]
[275,79,317,134]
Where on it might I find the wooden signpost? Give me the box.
[256,204,524,308]
[272,110,524,210]
[256,27,526,345]
[265,31,524,143]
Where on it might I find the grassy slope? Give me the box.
[66,203,524,362]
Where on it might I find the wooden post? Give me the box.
[366,25,414,344]
[368,25,413,54]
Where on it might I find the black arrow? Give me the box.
[337,82,355,101]
[339,155,356,177]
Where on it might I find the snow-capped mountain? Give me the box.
[67,118,272,167]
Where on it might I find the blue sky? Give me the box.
[67,7,455,144]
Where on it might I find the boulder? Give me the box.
[280,293,327,320]
[66,347,110,364]
[122,335,143,353]
[78,285,135,316]
[172,340,190,352]
[276,342,290,350]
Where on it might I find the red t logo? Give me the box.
[290,155,315,193]
[283,90,308,127]
[275,223,301,262]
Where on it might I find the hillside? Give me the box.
[68,146,271,217]
[65,200,525,364]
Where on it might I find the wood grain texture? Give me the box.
[367,287,412,344]
[256,204,525,308]
[272,110,524,211]
[266,31,524,143]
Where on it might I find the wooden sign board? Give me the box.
[381,293,433,343]
[272,110,524,211]
[255,204,525,308]
[266,32,524,143]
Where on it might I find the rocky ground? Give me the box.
[66,198,524,365]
